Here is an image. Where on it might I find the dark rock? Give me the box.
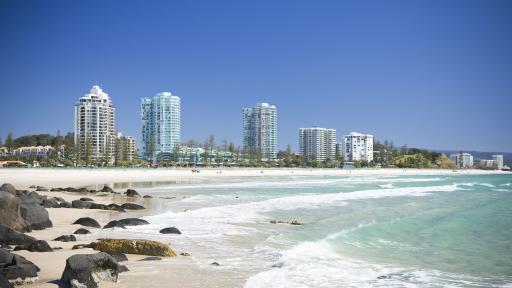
[106,252,128,262]
[88,190,98,193]
[14,240,53,252]
[80,197,93,202]
[179,252,191,256]
[59,201,72,208]
[0,277,13,288]
[89,203,108,210]
[0,191,31,232]
[0,184,17,195]
[103,218,149,229]
[119,265,129,273]
[18,191,53,230]
[73,228,91,235]
[71,244,93,250]
[53,197,65,202]
[101,186,114,193]
[0,248,40,285]
[76,188,89,193]
[159,227,181,234]
[50,188,64,192]
[53,247,63,250]
[54,235,77,242]
[211,262,220,266]
[42,198,60,208]
[35,187,49,192]
[60,252,125,288]
[29,185,36,189]
[143,195,153,198]
[106,204,125,212]
[71,200,93,209]
[73,217,100,228]
[124,189,140,197]
[0,226,36,246]
[120,203,145,210]
[139,256,161,261]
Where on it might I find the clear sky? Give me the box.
[1,0,511,152]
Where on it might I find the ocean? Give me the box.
[97,173,512,287]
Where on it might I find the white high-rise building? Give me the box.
[298,127,336,162]
[243,103,277,160]
[493,155,504,170]
[342,132,374,162]
[141,92,181,161]
[74,85,116,163]
[450,152,474,168]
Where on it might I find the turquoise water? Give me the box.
[105,173,512,287]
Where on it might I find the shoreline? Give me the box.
[1,168,509,287]
[0,167,506,189]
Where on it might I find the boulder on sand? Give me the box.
[60,252,125,288]
[73,228,91,235]
[0,191,31,232]
[91,239,176,257]
[0,183,17,195]
[0,226,37,246]
[159,227,181,234]
[13,240,53,252]
[73,217,101,228]
[80,197,93,202]
[0,248,40,285]
[42,198,61,208]
[54,235,77,242]
[103,218,149,229]
[17,191,53,230]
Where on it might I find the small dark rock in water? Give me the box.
[35,187,49,192]
[120,203,145,210]
[270,220,304,225]
[143,195,152,198]
[53,247,63,250]
[103,218,149,229]
[73,228,91,234]
[107,252,128,262]
[124,189,140,197]
[0,248,40,285]
[211,262,220,266]
[73,217,101,228]
[179,252,191,256]
[29,185,36,189]
[14,240,53,252]
[80,197,93,202]
[60,252,126,288]
[139,256,162,261]
[53,235,77,242]
[101,185,114,193]
[159,227,181,234]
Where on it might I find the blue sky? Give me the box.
[1,0,511,152]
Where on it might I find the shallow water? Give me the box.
[95,174,512,287]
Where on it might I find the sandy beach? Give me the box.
[1,168,508,287]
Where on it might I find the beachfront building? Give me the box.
[115,133,137,162]
[450,152,474,168]
[479,159,496,168]
[298,127,336,162]
[74,85,116,164]
[141,92,181,161]
[493,155,504,170]
[242,103,277,161]
[342,132,374,162]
